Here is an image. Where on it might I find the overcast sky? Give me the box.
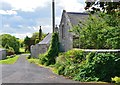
[0,0,85,39]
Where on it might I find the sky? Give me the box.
[0,0,86,39]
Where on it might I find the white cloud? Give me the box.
[0,0,86,39]
[1,0,85,12]
[1,0,50,12]
[42,25,52,33]
[55,16,61,26]
[31,25,52,34]
[3,24,10,28]
[12,33,32,39]
[57,0,85,12]
[0,10,17,15]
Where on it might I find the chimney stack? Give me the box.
[39,26,42,40]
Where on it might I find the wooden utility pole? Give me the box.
[52,0,55,33]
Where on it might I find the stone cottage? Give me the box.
[31,33,52,58]
[0,48,6,60]
[58,10,88,52]
[31,10,88,58]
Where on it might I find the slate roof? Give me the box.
[67,12,89,26]
[38,33,52,45]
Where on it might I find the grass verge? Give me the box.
[27,58,39,65]
[27,57,54,70]
[0,55,19,64]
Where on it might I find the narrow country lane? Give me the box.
[0,54,79,83]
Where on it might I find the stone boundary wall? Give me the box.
[0,49,6,60]
[81,49,120,53]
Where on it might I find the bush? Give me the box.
[112,76,120,84]
[39,33,59,66]
[55,50,120,82]
[55,49,85,78]
[6,47,15,56]
[74,52,120,82]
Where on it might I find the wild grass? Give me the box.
[0,55,19,64]
[27,57,39,65]
[19,47,25,53]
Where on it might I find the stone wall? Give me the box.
[0,49,6,60]
[31,44,49,58]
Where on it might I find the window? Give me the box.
[62,24,65,39]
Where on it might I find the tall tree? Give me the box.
[0,34,20,53]
[24,36,31,52]
[71,13,120,49]
[85,0,120,14]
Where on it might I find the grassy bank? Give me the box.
[0,55,19,64]
[27,58,39,65]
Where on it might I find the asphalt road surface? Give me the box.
[0,54,79,83]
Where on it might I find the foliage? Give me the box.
[19,47,25,53]
[31,32,46,44]
[54,50,120,82]
[85,0,120,14]
[0,55,19,64]
[71,12,120,49]
[0,34,20,53]
[112,76,120,84]
[18,39,24,48]
[27,58,39,64]
[0,45,3,48]
[39,33,59,66]
[24,36,31,52]
[6,46,15,56]
[24,32,46,52]
[74,52,120,82]
[55,49,85,78]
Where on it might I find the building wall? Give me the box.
[59,10,73,52]
[0,49,6,60]
[31,44,49,58]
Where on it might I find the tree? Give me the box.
[31,32,46,45]
[71,12,120,49]
[85,0,120,14]
[39,33,59,66]
[18,39,24,48]
[23,32,47,52]
[0,34,20,53]
[24,36,31,52]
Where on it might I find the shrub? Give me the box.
[55,49,85,78]
[112,76,120,84]
[6,47,15,56]
[55,50,120,82]
[74,52,120,82]
[39,33,59,66]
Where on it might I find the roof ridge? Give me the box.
[67,12,88,14]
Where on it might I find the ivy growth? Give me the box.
[39,33,59,66]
